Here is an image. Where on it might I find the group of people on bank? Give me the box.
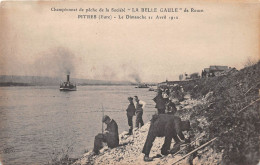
[126,96,146,135]
[93,89,191,162]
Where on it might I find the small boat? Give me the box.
[148,87,154,91]
[135,83,149,88]
[60,74,76,91]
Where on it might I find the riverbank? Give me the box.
[74,96,221,165]
[74,61,259,165]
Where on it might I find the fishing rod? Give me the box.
[102,104,104,134]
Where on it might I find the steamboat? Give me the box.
[60,74,76,91]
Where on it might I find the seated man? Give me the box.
[142,114,191,161]
[93,115,119,154]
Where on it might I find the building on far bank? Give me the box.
[203,65,236,77]
[185,72,200,80]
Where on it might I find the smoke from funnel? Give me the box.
[118,63,142,83]
[129,73,141,83]
[32,47,75,77]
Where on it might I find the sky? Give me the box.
[0,1,259,83]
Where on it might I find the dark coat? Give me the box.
[153,95,167,110]
[126,102,136,117]
[135,101,144,113]
[104,119,119,148]
[142,114,190,156]
[148,114,184,137]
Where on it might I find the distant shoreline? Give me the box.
[0,75,151,87]
[0,82,138,87]
[0,82,33,87]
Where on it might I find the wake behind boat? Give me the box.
[60,74,76,91]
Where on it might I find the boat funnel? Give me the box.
[67,75,70,82]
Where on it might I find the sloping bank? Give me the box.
[74,61,259,165]
[182,61,260,165]
[74,97,221,165]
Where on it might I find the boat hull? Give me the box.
[59,87,77,91]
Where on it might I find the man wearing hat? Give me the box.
[134,96,146,128]
[93,115,119,154]
[126,97,136,135]
[153,89,168,114]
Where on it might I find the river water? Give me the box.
[0,85,157,165]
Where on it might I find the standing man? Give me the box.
[153,89,167,114]
[134,96,146,128]
[126,97,136,135]
[93,115,119,154]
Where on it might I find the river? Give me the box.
[0,85,157,165]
